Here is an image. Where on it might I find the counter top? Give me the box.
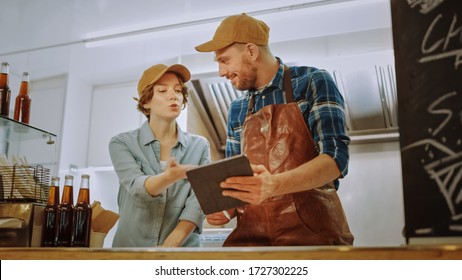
[1,244,462,260]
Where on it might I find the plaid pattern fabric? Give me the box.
[225,58,350,188]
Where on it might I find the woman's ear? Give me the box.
[141,103,151,112]
[141,100,150,108]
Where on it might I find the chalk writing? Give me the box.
[407,0,445,14]
[419,13,462,69]
[428,91,457,136]
[394,0,462,239]
[402,92,462,233]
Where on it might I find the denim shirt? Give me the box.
[226,58,350,189]
[109,121,210,247]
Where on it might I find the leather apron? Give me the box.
[223,66,354,246]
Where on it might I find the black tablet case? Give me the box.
[186,155,252,214]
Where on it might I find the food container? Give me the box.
[0,203,44,247]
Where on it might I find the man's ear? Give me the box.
[246,43,259,61]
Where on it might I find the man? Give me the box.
[195,13,354,246]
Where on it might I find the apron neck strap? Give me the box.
[283,65,293,103]
[247,64,293,115]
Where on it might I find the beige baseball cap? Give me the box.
[137,64,191,96]
[195,13,269,52]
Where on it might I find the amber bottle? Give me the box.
[55,175,74,247]
[13,72,31,124]
[42,177,60,247]
[0,62,11,117]
[72,174,92,247]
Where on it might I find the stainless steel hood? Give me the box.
[189,77,245,152]
[332,64,399,143]
[188,65,399,153]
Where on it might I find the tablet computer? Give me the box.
[186,154,252,214]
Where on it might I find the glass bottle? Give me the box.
[72,174,92,247]
[0,62,11,117]
[42,177,60,247]
[55,175,74,247]
[13,72,31,124]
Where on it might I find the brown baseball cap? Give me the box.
[195,13,269,52]
[137,64,191,96]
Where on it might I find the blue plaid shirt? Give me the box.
[225,58,350,189]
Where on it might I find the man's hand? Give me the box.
[220,164,277,204]
[206,209,236,226]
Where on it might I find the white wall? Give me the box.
[59,45,93,173]
[87,82,142,167]
[338,141,405,247]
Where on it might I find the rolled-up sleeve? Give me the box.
[108,133,155,200]
[307,70,350,178]
[179,142,210,232]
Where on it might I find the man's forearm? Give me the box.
[273,154,341,196]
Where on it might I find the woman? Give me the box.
[109,64,210,247]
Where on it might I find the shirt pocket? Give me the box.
[133,197,151,209]
[131,195,157,209]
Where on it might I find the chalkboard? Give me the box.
[391,0,462,242]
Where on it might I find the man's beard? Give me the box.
[233,57,258,91]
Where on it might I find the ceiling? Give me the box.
[0,0,392,86]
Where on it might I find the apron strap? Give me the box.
[247,94,255,115]
[283,65,293,103]
[247,64,293,115]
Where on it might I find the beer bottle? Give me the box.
[0,62,11,117]
[72,174,92,247]
[42,177,60,247]
[13,72,32,124]
[55,175,74,247]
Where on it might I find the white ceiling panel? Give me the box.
[0,0,392,85]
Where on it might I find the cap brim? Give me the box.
[147,64,191,87]
[195,40,234,52]
[165,64,191,83]
[139,64,191,94]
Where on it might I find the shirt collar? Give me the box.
[271,57,286,91]
[139,120,186,148]
[176,125,187,148]
[140,121,154,146]
[245,57,286,98]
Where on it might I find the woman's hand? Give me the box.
[165,158,197,180]
[144,158,197,196]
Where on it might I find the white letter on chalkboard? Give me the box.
[422,14,445,54]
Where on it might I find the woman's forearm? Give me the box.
[144,171,177,196]
[161,220,197,247]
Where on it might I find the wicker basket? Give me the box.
[0,165,51,203]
